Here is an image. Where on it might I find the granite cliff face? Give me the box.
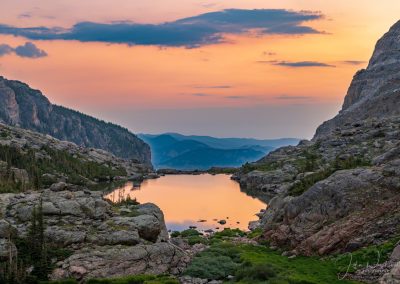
[234,20,400,282]
[0,77,151,165]
[315,20,400,138]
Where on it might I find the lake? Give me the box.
[104,174,266,232]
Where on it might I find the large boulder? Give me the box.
[1,183,186,280]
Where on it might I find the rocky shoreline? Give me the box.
[0,182,189,281]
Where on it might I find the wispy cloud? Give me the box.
[192,93,213,97]
[0,42,47,58]
[340,60,366,65]
[18,13,32,19]
[193,85,232,89]
[226,95,246,99]
[259,60,335,68]
[0,9,324,47]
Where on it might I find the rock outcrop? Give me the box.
[233,19,400,276]
[0,184,187,280]
[315,20,400,138]
[0,76,151,164]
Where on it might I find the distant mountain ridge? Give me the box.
[0,76,151,164]
[139,133,300,170]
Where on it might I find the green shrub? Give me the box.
[170,231,180,238]
[289,155,371,196]
[187,235,208,246]
[235,262,278,281]
[180,229,202,238]
[212,228,246,239]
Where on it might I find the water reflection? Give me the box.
[104,174,266,231]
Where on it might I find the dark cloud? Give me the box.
[340,60,366,65]
[259,60,335,67]
[0,42,47,58]
[0,9,324,47]
[14,42,47,58]
[0,44,14,56]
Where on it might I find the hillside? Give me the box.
[0,76,151,164]
[233,20,400,282]
[0,122,151,192]
[139,133,292,170]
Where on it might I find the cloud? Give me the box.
[193,85,232,89]
[0,9,324,47]
[14,42,47,58]
[0,42,47,58]
[18,13,32,19]
[0,44,14,56]
[340,60,366,65]
[192,93,213,97]
[259,60,335,67]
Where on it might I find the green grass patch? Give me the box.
[184,242,361,283]
[331,236,400,273]
[289,156,371,196]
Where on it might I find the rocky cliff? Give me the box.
[233,20,400,283]
[0,76,151,165]
[315,20,400,138]
[0,183,188,281]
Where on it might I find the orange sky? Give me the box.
[0,1,399,138]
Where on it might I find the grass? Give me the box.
[289,156,371,196]
[184,241,362,283]
[331,236,400,273]
[241,161,281,174]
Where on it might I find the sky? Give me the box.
[0,1,399,139]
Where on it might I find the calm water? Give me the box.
[104,174,266,231]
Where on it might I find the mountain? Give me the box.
[233,20,400,282]
[0,76,151,165]
[155,133,299,149]
[139,133,298,170]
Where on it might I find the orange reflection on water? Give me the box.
[104,174,266,231]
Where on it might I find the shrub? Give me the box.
[180,229,202,238]
[235,262,277,281]
[170,231,180,238]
